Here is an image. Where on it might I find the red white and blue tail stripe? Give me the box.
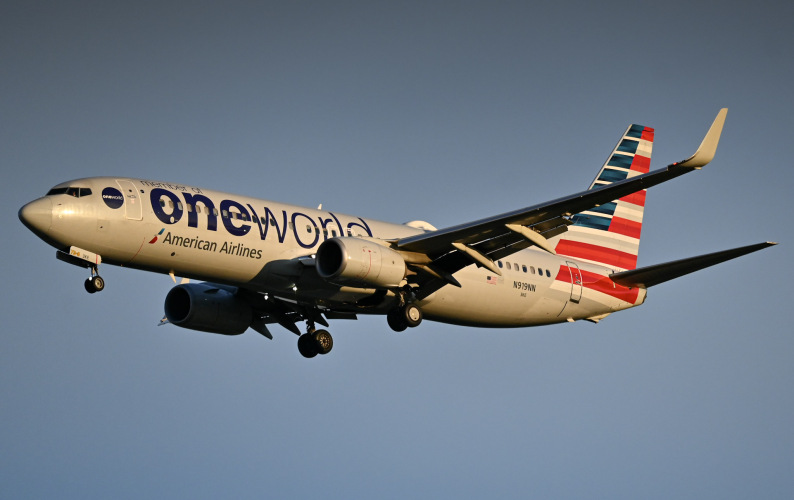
[553,124,654,271]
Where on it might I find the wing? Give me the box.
[397,109,728,293]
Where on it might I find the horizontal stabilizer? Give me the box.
[610,241,776,288]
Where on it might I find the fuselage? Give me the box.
[19,177,646,328]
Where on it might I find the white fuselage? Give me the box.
[22,177,646,328]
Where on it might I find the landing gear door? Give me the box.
[566,260,583,303]
[116,180,142,220]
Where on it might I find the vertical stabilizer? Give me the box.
[552,124,654,271]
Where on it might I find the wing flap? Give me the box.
[609,242,776,288]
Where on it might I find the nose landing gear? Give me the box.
[56,247,105,294]
[84,274,105,294]
[83,259,105,293]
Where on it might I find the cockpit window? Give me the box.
[47,187,92,197]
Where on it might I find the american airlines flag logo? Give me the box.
[486,276,498,285]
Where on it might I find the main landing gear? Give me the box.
[297,327,334,358]
[296,287,422,358]
[387,302,423,332]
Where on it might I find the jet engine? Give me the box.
[164,283,252,335]
[316,237,406,288]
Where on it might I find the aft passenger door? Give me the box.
[566,261,583,303]
[116,180,142,220]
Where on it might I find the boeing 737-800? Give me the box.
[18,109,776,358]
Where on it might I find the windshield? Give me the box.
[46,187,93,197]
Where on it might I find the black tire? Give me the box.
[387,309,408,332]
[313,330,333,355]
[297,334,318,358]
[91,276,105,292]
[403,304,422,328]
[84,279,96,294]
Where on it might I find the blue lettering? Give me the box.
[328,212,345,237]
[247,205,289,243]
[318,215,337,240]
[292,212,319,248]
[151,188,183,225]
[182,192,217,231]
[219,199,251,237]
[149,189,374,245]
[347,218,373,237]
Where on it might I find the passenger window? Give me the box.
[530,266,535,274]
[522,265,527,273]
[506,262,512,270]
[222,210,228,218]
[538,268,544,276]
[306,225,312,233]
[331,230,337,237]
[546,269,551,277]
[196,206,201,214]
[498,261,503,268]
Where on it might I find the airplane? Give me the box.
[18,108,776,358]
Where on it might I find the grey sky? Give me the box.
[2,1,792,498]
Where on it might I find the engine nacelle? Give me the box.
[164,283,252,335]
[316,237,407,289]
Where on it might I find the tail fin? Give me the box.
[553,123,655,271]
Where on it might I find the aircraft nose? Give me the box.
[19,197,53,236]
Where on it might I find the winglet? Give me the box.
[673,108,728,169]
